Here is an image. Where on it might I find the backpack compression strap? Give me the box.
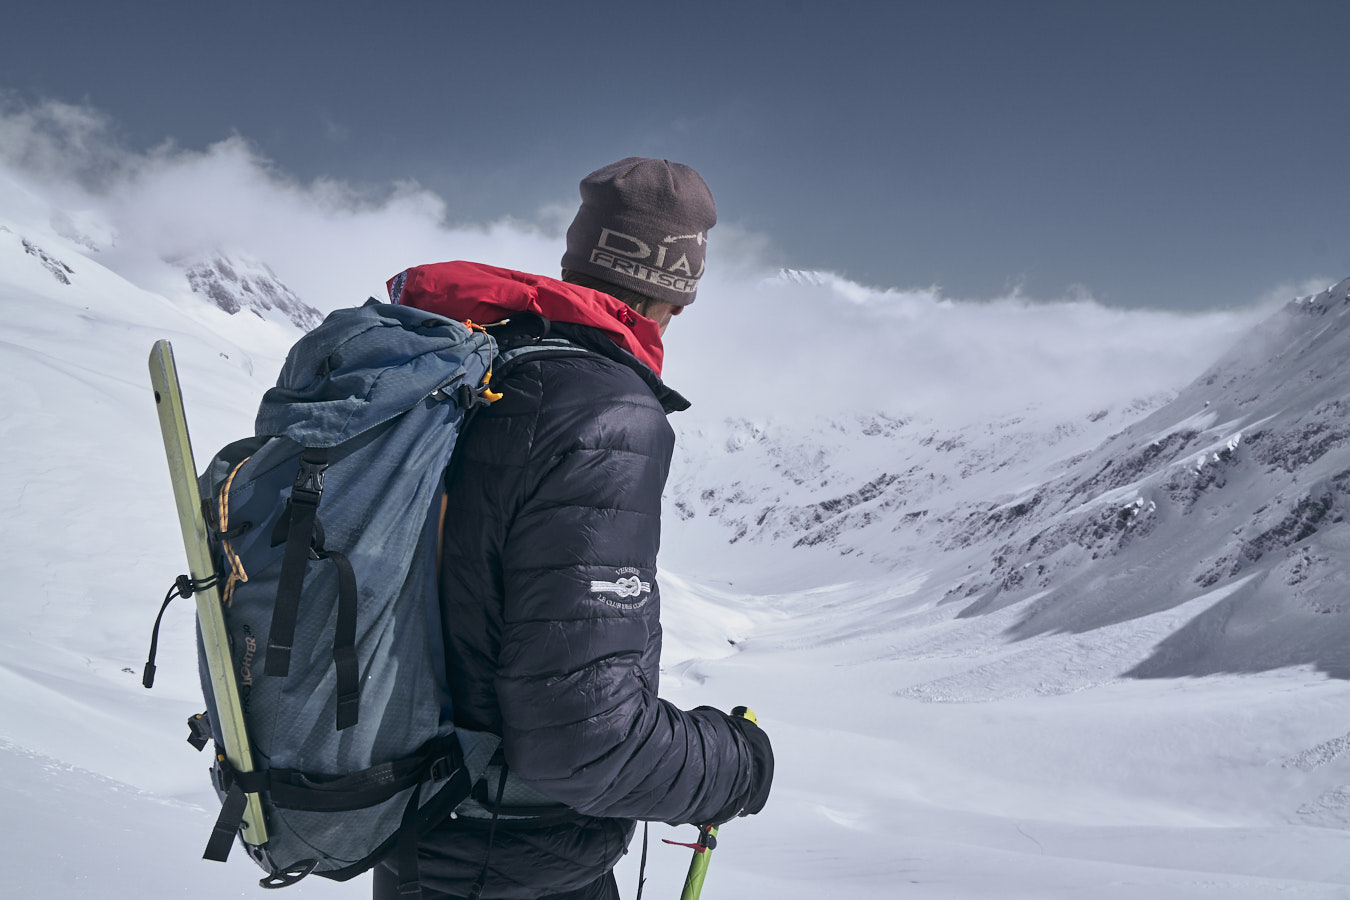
[264,447,361,731]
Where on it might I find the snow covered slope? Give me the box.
[949,278,1350,680]
[668,278,1350,684]
[2,167,1349,897]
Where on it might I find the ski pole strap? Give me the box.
[266,448,329,677]
[663,826,717,853]
[677,825,719,900]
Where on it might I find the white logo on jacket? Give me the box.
[590,567,652,608]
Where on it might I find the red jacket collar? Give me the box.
[388,261,665,375]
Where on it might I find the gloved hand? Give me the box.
[698,706,774,823]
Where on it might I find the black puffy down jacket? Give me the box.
[407,321,762,899]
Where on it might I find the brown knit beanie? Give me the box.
[562,157,716,306]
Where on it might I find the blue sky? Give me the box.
[3,0,1348,310]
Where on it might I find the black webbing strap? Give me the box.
[388,737,472,900]
[266,448,329,677]
[203,780,248,862]
[217,764,268,796]
[393,785,425,899]
[328,548,360,730]
[267,764,427,812]
[263,738,465,812]
[467,766,509,900]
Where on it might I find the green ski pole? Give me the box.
[677,707,757,900]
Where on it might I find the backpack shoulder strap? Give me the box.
[485,312,598,382]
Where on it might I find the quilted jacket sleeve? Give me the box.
[487,354,757,825]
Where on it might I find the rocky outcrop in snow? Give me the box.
[179,252,322,332]
[24,238,73,284]
[2,226,76,285]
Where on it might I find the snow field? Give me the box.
[3,194,1349,897]
[631,576,1350,898]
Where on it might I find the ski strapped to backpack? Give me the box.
[145,302,591,893]
[148,341,270,853]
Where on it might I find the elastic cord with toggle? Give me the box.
[142,573,220,689]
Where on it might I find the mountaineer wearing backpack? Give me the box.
[372,158,774,899]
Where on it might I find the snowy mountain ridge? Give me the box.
[667,277,1350,681]
[667,396,1170,560]
[177,251,323,332]
[0,166,322,336]
[947,277,1350,678]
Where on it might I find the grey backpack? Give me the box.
[151,300,565,892]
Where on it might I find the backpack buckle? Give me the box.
[292,451,329,503]
[187,712,213,752]
[429,755,462,783]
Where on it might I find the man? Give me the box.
[374,158,774,899]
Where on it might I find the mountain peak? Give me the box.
[1289,275,1350,316]
[178,251,322,332]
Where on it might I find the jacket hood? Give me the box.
[388,261,666,375]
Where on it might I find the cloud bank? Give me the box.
[0,96,1284,426]
[666,267,1271,423]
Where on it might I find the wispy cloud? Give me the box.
[0,94,561,306]
[0,96,1281,427]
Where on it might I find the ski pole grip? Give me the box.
[730,706,757,726]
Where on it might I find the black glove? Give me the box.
[699,707,774,824]
[728,712,773,817]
